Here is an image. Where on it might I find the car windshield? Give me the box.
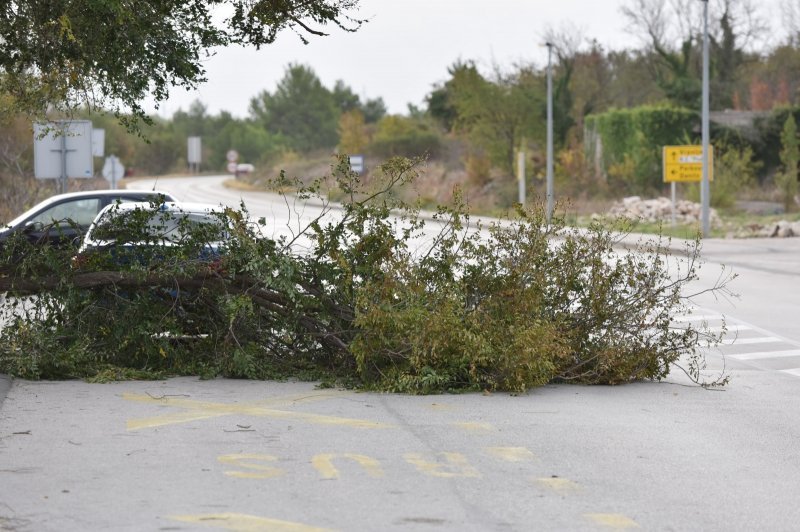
[90,208,228,244]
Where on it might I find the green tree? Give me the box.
[249,64,339,153]
[210,119,280,170]
[596,50,665,109]
[331,80,386,123]
[361,97,388,124]
[686,143,760,208]
[338,110,369,154]
[0,0,363,132]
[778,113,799,210]
[620,0,765,110]
[443,62,544,176]
[369,115,441,158]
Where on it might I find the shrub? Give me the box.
[585,106,697,193]
[0,157,730,392]
[685,143,760,209]
[368,115,441,159]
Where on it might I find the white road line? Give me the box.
[721,336,782,346]
[781,368,800,377]
[672,314,725,323]
[729,349,800,361]
[706,324,752,333]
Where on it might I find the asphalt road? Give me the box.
[2,176,799,531]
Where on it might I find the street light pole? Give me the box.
[546,42,554,223]
[701,0,711,237]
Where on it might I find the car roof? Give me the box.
[4,189,176,228]
[97,201,224,216]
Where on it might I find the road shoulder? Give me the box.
[0,374,10,407]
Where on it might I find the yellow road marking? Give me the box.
[452,422,494,432]
[218,454,285,479]
[404,452,482,478]
[311,453,384,479]
[169,513,336,532]
[536,477,581,494]
[123,392,393,431]
[485,446,535,462]
[428,403,456,411]
[584,513,640,529]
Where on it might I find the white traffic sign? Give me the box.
[188,137,202,164]
[33,120,94,180]
[349,154,364,174]
[102,155,125,189]
[226,149,239,162]
[92,129,105,158]
[227,162,238,174]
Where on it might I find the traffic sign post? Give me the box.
[92,129,105,158]
[663,145,714,183]
[33,120,94,194]
[349,154,364,175]
[663,145,714,229]
[188,137,202,174]
[102,155,125,190]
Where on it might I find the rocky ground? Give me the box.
[605,196,800,238]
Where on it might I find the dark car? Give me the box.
[0,189,177,251]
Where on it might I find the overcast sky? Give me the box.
[145,0,785,119]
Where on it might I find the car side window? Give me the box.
[115,196,146,205]
[29,198,102,227]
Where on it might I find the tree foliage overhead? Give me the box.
[0,0,363,131]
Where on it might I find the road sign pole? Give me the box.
[59,130,67,194]
[671,182,677,228]
[517,150,526,205]
[701,0,711,237]
[546,42,554,223]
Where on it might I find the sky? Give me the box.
[144,0,786,119]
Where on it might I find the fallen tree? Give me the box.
[0,157,733,391]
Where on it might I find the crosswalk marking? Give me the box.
[721,336,782,346]
[672,314,725,323]
[706,324,751,333]
[729,349,800,361]
[675,308,800,380]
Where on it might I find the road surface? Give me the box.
[1,175,799,531]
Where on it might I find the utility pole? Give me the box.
[701,0,711,237]
[546,42,554,223]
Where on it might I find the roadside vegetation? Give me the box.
[0,0,784,390]
[0,157,732,391]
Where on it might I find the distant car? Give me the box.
[73,202,230,271]
[0,190,177,251]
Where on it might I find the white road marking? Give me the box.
[672,314,725,323]
[721,336,782,346]
[729,349,800,361]
[780,368,800,377]
[706,324,752,333]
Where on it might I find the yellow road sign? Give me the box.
[663,145,714,183]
